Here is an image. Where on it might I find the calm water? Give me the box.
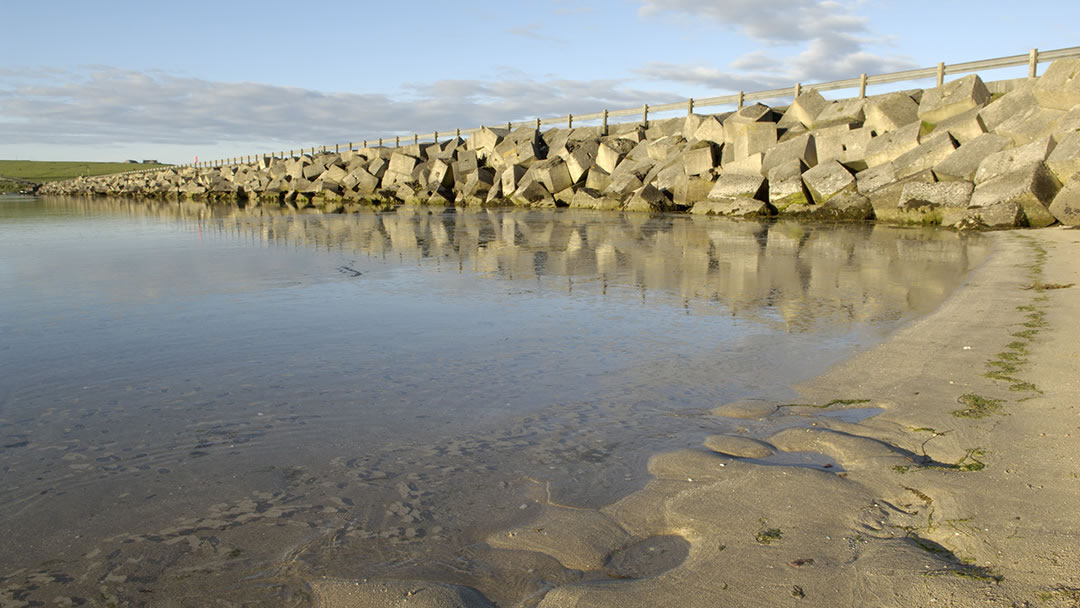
[0,196,987,606]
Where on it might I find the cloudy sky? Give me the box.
[1,0,1075,164]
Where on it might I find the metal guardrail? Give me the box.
[101,46,1080,178]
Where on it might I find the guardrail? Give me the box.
[103,46,1080,178]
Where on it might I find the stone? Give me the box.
[801,160,856,204]
[500,165,527,195]
[933,133,1013,182]
[1033,58,1080,111]
[969,163,1062,227]
[690,197,774,217]
[683,144,718,176]
[767,159,811,211]
[813,126,872,171]
[708,173,767,201]
[389,152,420,176]
[933,107,986,144]
[730,122,778,160]
[811,98,866,130]
[864,122,920,168]
[704,435,776,459]
[892,132,957,180]
[897,181,973,210]
[778,90,829,129]
[625,184,673,212]
[671,175,715,206]
[1047,131,1080,182]
[974,136,1057,184]
[995,105,1065,146]
[722,152,764,176]
[918,74,991,124]
[511,179,555,207]
[533,158,573,194]
[691,115,725,144]
[585,167,612,192]
[596,141,630,173]
[761,133,817,176]
[979,79,1039,132]
[470,126,510,156]
[428,159,454,190]
[864,92,919,134]
[1049,174,1080,225]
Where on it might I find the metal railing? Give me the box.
[99,46,1080,178]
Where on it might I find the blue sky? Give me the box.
[1,0,1076,164]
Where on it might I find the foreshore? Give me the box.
[313,226,1080,607]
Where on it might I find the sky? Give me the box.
[1,0,1076,164]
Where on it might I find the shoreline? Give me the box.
[316,226,1080,606]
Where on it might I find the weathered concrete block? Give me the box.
[533,158,573,194]
[647,137,683,162]
[897,181,973,210]
[511,179,555,207]
[470,126,510,156]
[690,197,774,217]
[790,192,874,221]
[767,158,811,210]
[730,122,778,160]
[811,98,866,130]
[1049,174,1080,225]
[865,169,936,218]
[562,141,600,183]
[348,167,380,195]
[933,133,1012,182]
[683,144,718,176]
[1033,58,1080,111]
[813,126,872,170]
[1046,131,1080,182]
[625,184,673,212]
[974,136,1057,184]
[484,178,504,204]
[933,107,986,144]
[302,163,327,180]
[452,150,479,177]
[671,175,715,206]
[368,157,388,179]
[500,165,527,195]
[969,162,1062,227]
[856,162,897,195]
[761,133,816,176]
[778,90,828,129]
[801,160,856,204]
[724,103,774,127]
[604,171,645,199]
[864,92,919,134]
[596,141,631,173]
[429,159,455,190]
[708,173,767,201]
[994,105,1065,146]
[691,115,725,144]
[652,158,686,191]
[721,152,764,176]
[918,74,991,124]
[864,122,920,168]
[947,202,1026,229]
[893,132,957,180]
[389,152,420,176]
[585,167,612,192]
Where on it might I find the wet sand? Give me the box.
[317,227,1080,607]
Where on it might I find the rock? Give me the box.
[918,74,991,124]
[778,90,829,129]
[933,107,986,144]
[811,98,866,130]
[801,160,856,204]
[864,122,920,168]
[704,435,776,459]
[691,115,725,144]
[1033,58,1080,111]
[1049,174,1080,225]
[388,152,420,175]
[722,152,764,176]
[969,163,1061,227]
[708,173,767,201]
[933,133,1013,182]
[767,159,811,211]
[671,175,715,206]
[683,144,719,176]
[974,136,1057,184]
[625,184,673,212]
[729,122,778,161]
[897,181,973,210]
[995,105,1065,146]
[533,157,573,194]
[761,133,817,176]
[690,197,774,217]
[979,79,1039,132]
[1047,131,1080,182]
[864,92,919,134]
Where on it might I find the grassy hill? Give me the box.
[0,160,172,184]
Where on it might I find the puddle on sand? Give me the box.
[0,197,987,606]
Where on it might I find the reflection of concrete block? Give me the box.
[802,160,855,204]
[933,133,1012,182]
[918,74,991,124]
[1033,58,1080,111]
[970,163,1061,227]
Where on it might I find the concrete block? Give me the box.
[933,107,986,144]
[856,162,897,195]
[974,136,1057,184]
[811,98,866,130]
[585,167,612,192]
[302,163,326,180]
[453,150,479,177]
[596,141,630,173]
[864,92,919,135]
[568,188,620,210]
[994,105,1065,146]
[897,181,973,210]
[1054,105,1080,135]
[691,115,725,144]
[500,165,527,195]
[484,178,504,205]
[652,158,686,191]
[616,126,645,143]
[562,141,600,183]
[948,202,1026,229]
[1033,58,1080,111]
[933,133,1012,182]
[762,133,816,176]
[801,160,856,204]
[730,122,778,160]
[918,74,991,124]
[645,117,683,140]
[690,197,774,217]
[1049,174,1080,225]
[724,103,774,129]
[625,184,673,212]
[389,152,420,176]
[777,90,828,129]
[1046,131,1080,182]
[671,175,715,206]
[969,162,1062,227]
[627,139,653,162]
[470,126,510,156]
[785,192,874,221]
[893,132,957,180]
[647,137,683,162]
[708,173,767,201]
[533,158,573,194]
[683,144,718,176]
[864,122,920,168]
[349,167,380,195]
[511,179,555,207]
[429,159,455,190]
[368,157,388,179]
[866,169,936,216]
[767,158,811,211]
[683,113,705,139]
[721,152,764,176]
[813,125,872,170]
[603,171,645,199]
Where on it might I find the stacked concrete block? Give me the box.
[1046,131,1080,182]
[864,123,920,168]
[778,90,828,129]
[933,133,1012,182]
[811,99,866,130]
[969,163,1062,227]
[768,159,812,212]
[761,133,817,176]
[625,184,673,212]
[995,105,1065,145]
[708,173,768,203]
[933,107,986,144]
[683,143,719,176]
[864,92,919,134]
[918,75,991,124]
[973,136,1057,184]
[897,181,974,210]
[690,115,725,144]
[1049,174,1080,225]
[892,132,957,179]
[802,160,856,204]
[1032,58,1080,111]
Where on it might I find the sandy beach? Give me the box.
[314,226,1080,607]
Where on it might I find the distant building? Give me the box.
[142,160,159,164]
[126,159,139,163]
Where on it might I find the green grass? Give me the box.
[952,394,1003,419]
[0,160,171,183]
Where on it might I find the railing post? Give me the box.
[602,109,608,135]
[395,136,399,147]
[506,121,511,130]
[794,82,801,97]
[1029,48,1039,78]
[936,62,945,87]
[687,98,694,116]
[641,104,648,128]
[859,73,867,98]
[456,128,461,139]
[535,117,541,131]
[414,134,418,145]
[737,91,744,108]
[567,113,573,128]
[434,131,439,143]
[335,144,339,154]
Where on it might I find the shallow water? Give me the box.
[0,196,987,606]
